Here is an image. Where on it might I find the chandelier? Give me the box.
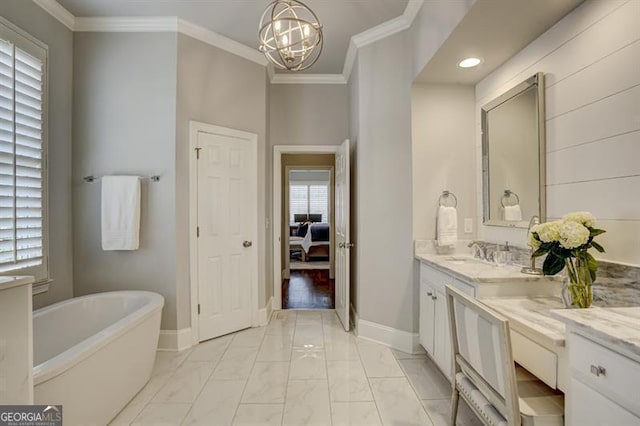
[258,0,323,72]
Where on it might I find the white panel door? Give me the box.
[197,130,256,341]
[335,139,351,331]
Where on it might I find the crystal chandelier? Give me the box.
[258,0,323,72]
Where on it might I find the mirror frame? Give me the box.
[481,72,546,228]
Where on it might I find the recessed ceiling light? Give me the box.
[458,57,482,68]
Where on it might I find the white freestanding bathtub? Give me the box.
[33,291,164,426]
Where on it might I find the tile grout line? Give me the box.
[130,350,194,425]
[179,333,236,425]
[395,353,440,426]
[280,310,298,426]
[230,323,270,426]
[355,334,386,425]
[321,311,334,426]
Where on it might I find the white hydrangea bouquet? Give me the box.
[528,212,606,308]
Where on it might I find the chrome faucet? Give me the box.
[468,241,487,261]
[521,216,543,275]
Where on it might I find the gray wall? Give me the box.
[353,32,417,332]
[348,2,473,333]
[411,84,476,240]
[0,1,74,309]
[72,33,179,329]
[175,34,268,328]
[269,84,349,147]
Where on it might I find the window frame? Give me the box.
[0,17,50,284]
[288,180,330,224]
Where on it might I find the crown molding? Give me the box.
[270,74,346,85]
[342,0,424,81]
[74,16,178,32]
[32,0,76,31]
[342,40,358,81]
[267,64,275,81]
[177,19,267,66]
[32,0,424,84]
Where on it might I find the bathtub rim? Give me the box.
[33,290,164,385]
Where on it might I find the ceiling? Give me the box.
[415,0,585,84]
[56,0,410,74]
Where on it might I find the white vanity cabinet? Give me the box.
[419,262,475,379]
[566,332,640,426]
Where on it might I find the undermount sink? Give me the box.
[442,255,486,265]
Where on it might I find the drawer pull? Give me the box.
[590,364,606,377]
[427,292,433,296]
[432,295,437,300]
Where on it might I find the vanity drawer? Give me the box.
[453,279,475,297]
[420,263,453,288]
[510,329,557,388]
[569,332,640,416]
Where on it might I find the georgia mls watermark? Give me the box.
[0,405,62,426]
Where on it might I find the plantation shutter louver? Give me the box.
[309,185,328,223]
[0,22,47,280]
[290,184,308,223]
[289,182,329,224]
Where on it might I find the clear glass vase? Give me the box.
[561,257,593,308]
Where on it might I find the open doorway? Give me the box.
[273,143,351,330]
[279,155,335,309]
[285,167,334,309]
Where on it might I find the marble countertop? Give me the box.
[0,276,35,292]
[416,252,560,284]
[481,296,567,348]
[551,307,640,360]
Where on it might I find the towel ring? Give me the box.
[501,190,520,207]
[438,190,457,208]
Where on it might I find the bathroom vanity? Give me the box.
[416,242,640,425]
[0,275,35,404]
[416,244,561,381]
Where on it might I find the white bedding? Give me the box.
[290,224,330,253]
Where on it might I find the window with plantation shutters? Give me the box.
[0,21,48,281]
[289,182,329,224]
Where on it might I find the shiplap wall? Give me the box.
[476,0,640,266]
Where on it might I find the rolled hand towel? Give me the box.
[504,204,523,221]
[437,206,458,247]
[101,176,141,250]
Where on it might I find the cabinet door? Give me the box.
[433,288,452,380]
[568,378,640,426]
[419,282,435,355]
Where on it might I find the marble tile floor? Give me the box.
[110,310,482,426]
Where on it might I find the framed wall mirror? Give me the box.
[482,72,545,228]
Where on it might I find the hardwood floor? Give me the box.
[282,270,335,309]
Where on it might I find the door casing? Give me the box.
[272,144,343,311]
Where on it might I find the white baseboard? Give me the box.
[158,328,192,351]
[256,296,274,326]
[356,319,421,354]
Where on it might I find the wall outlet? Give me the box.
[464,218,473,234]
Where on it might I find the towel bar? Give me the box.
[500,189,520,207]
[83,175,160,183]
[439,190,458,208]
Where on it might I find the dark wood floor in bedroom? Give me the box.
[282,270,335,309]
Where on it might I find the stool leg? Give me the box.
[450,387,460,426]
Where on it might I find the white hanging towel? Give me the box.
[101,176,141,251]
[504,204,523,221]
[301,223,313,253]
[437,205,458,247]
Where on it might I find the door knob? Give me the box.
[338,242,344,248]
[243,240,253,248]
[345,243,355,249]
